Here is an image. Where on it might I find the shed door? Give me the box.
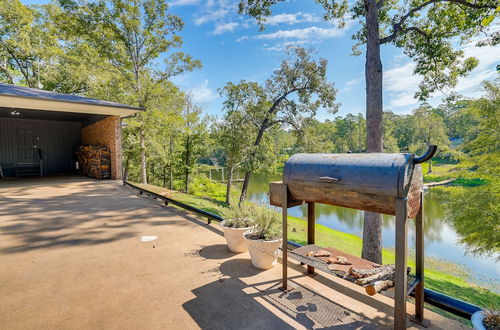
[17,126,38,164]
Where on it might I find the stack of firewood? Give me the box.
[349,265,411,296]
[75,144,111,179]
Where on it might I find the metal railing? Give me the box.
[123,181,223,224]
[123,180,481,320]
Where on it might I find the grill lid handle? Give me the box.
[319,176,340,183]
[413,145,438,164]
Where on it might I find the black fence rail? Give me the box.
[123,181,223,224]
[123,180,481,321]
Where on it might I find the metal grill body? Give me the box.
[282,153,423,218]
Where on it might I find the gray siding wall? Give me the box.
[0,118,81,176]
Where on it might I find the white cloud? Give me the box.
[384,42,499,109]
[194,8,229,25]
[264,12,320,25]
[170,0,199,6]
[340,77,362,93]
[264,40,309,52]
[212,22,239,35]
[254,25,348,40]
[236,35,249,42]
[190,79,218,104]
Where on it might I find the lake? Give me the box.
[221,171,499,286]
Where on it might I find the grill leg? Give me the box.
[281,184,289,291]
[307,202,315,274]
[411,192,429,326]
[395,198,408,330]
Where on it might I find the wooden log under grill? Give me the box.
[355,268,396,285]
[366,280,394,296]
[349,265,395,279]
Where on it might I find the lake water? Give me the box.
[222,171,499,286]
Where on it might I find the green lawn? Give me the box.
[133,182,500,313]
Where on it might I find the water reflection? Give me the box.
[243,172,500,282]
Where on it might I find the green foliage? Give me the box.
[246,205,281,241]
[447,80,500,260]
[188,175,227,201]
[449,186,500,260]
[224,202,256,228]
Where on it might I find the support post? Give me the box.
[307,202,315,274]
[411,191,428,326]
[394,197,408,330]
[281,184,288,291]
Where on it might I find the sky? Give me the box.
[23,0,499,120]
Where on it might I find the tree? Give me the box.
[60,0,201,184]
[220,47,337,205]
[410,105,451,172]
[180,95,207,194]
[449,80,499,260]
[215,110,254,205]
[239,0,498,263]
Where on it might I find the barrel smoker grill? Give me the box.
[269,146,437,330]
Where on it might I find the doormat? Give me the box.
[261,282,351,328]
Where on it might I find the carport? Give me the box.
[0,84,142,179]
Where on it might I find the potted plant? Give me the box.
[471,309,499,330]
[244,205,282,269]
[220,203,255,253]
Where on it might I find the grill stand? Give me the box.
[277,183,427,330]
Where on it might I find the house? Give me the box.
[0,84,142,179]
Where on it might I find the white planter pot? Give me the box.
[244,231,282,269]
[471,311,486,330]
[220,220,253,253]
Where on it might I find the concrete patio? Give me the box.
[0,177,468,329]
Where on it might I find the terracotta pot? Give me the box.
[220,220,253,253]
[244,231,282,269]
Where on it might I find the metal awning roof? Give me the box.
[0,83,144,117]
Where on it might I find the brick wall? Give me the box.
[81,116,122,180]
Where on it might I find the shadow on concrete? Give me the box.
[198,244,238,260]
[0,177,212,254]
[218,258,264,278]
[184,253,396,329]
[182,276,296,330]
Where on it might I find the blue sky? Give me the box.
[24,0,499,120]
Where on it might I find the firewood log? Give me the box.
[349,265,395,278]
[355,268,395,285]
[313,249,331,257]
[365,280,394,296]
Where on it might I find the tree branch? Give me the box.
[380,0,497,44]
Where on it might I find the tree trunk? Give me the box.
[123,158,129,182]
[140,128,147,184]
[239,119,269,205]
[239,172,251,205]
[226,166,233,205]
[169,134,174,190]
[185,137,190,194]
[428,160,432,173]
[163,165,167,188]
[362,0,383,264]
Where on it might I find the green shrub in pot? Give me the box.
[244,205,282,269]
[220,203,255,253]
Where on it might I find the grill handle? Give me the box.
[319,176,340,183]
[413,145,438,164]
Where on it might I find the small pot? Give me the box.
[471,311,486,330]
[244,231,282,269]
[220,220,253,253]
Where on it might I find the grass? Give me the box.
[422,162,488,187]
[133,181,500,314]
